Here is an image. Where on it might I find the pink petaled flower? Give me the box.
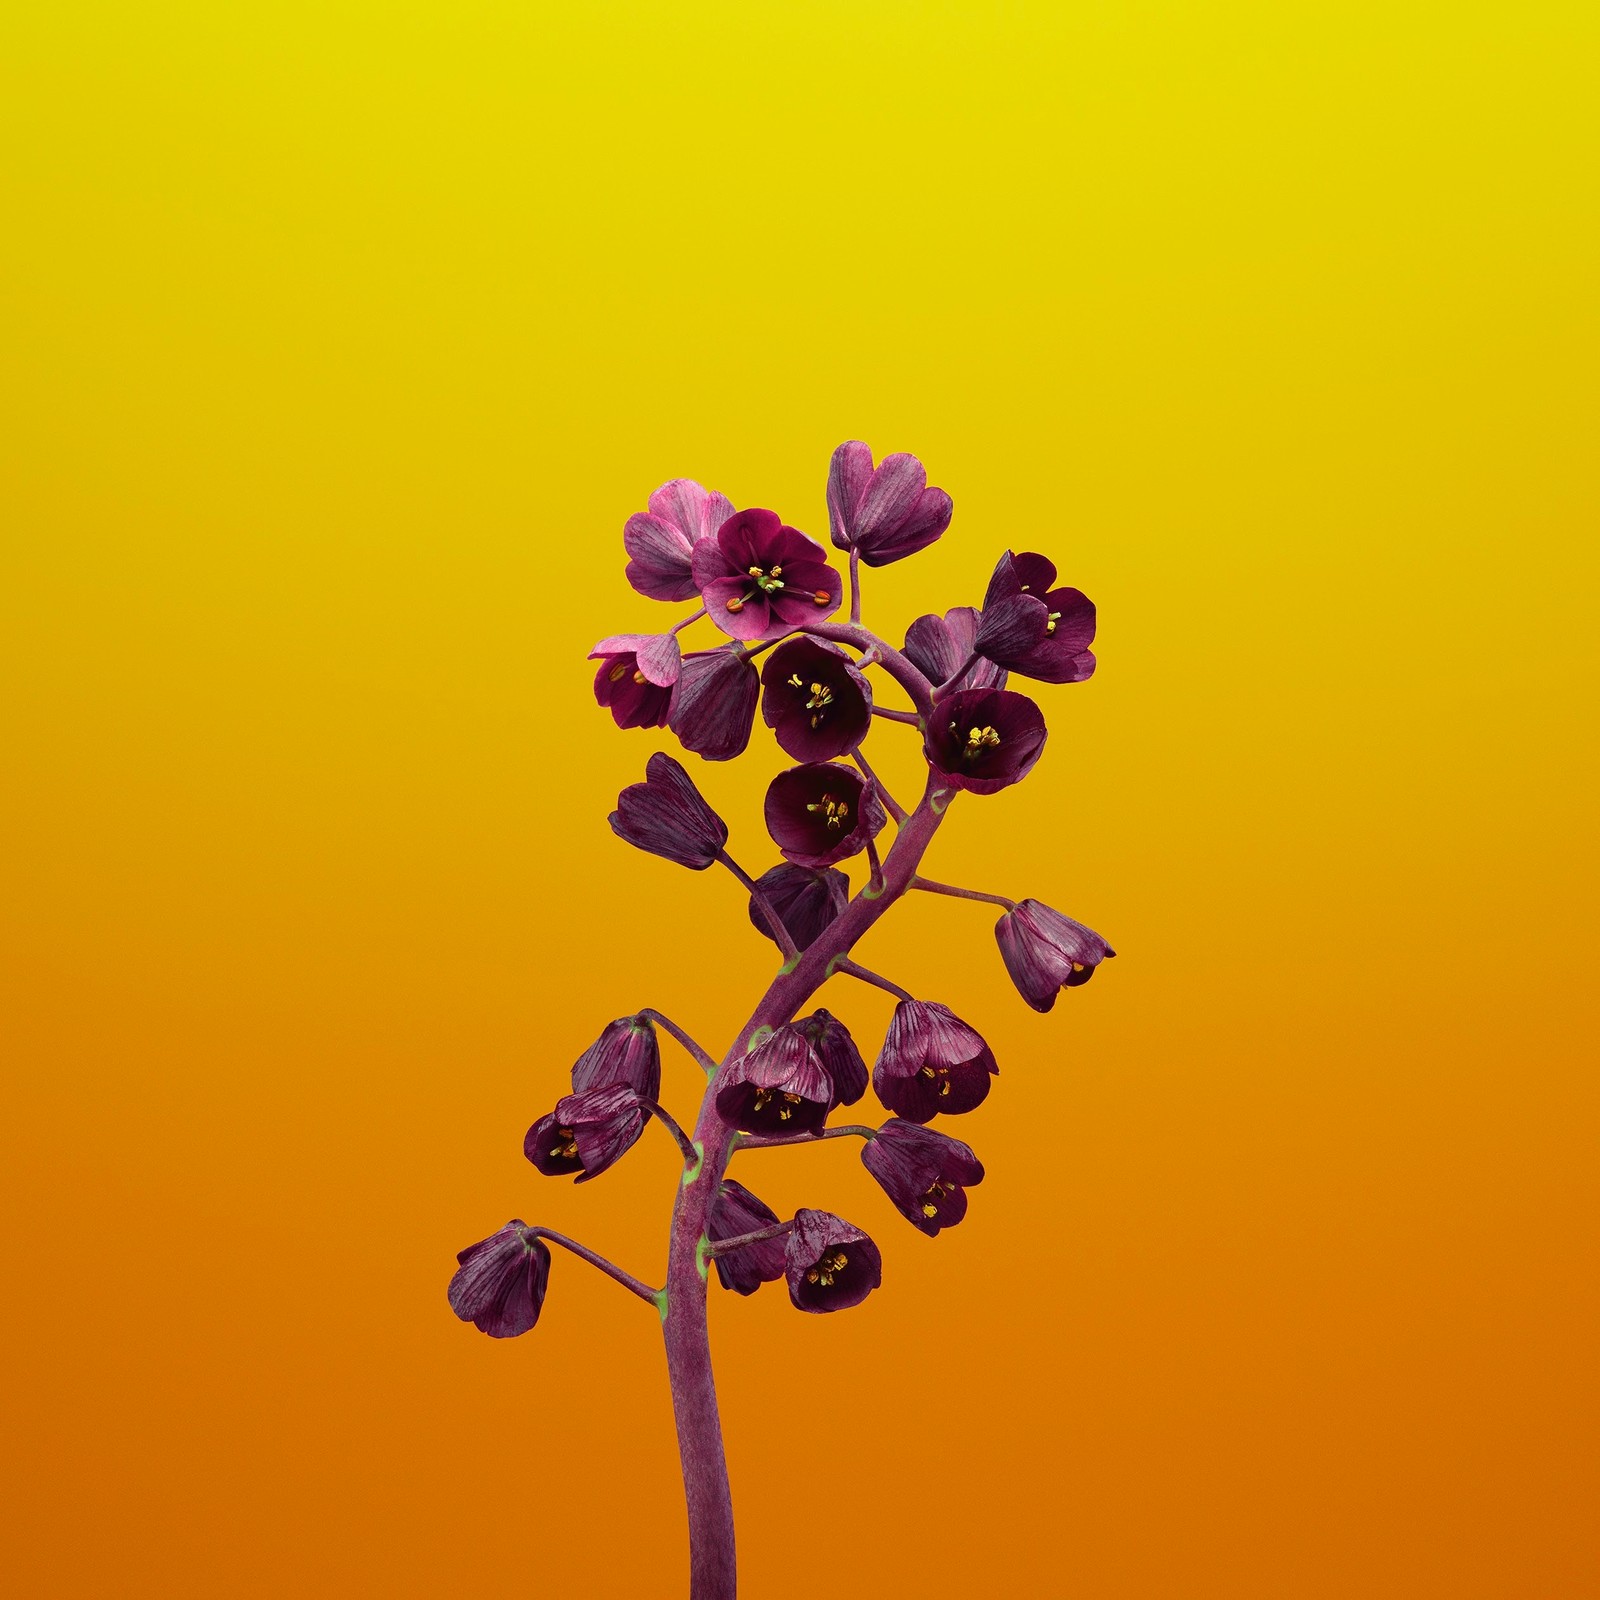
[871,999,999,1123]
[589,633,682,730]
[995,899,1115,1011]
[826,441,953,567]
[903,606,1008,692]
[624,479,736,603]
[977,551,1097,684]
[785,1209,882,1313]
[924,687,1048,795]
[690,509,842,641]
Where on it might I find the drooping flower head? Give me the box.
[796,1008,868,1108]
[763,762,886,869]
[826,441,953,568]
[609,752,728,869]
[786,1208,883,1313]
[690,508,842,641]
[977,551,1096,683]
[924,687,1048,795]
[707,1179,788,1296]
[995,899,1115,1011]
[668,647,759,761]
[447,1221,552,1338]
[746,862,851,953]
[570,1014,661,1099]
[714,1024,833,1135]
[525,1083,649,1183]
[862,1119,985,1236]
[872,999,998,1123]
[624,479,735,603]
[589,633,681,730]
[759,636,874,762]
[903,606,1008,693]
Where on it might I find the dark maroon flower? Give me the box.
[589,633,680,730]
[995,899,1116,1011]
[759,637,873,762]
[690,508,842,642]
[668,647,759,761]
[525,1083,648,1183]
[448,1220,551,1338]
[826,441,953,568]
[903,606,1007,692]
[570,1014,661,1099]
[624,479,736,603]
[871,999,998,1123]
[746,862,851,953]
[924,688,1047,796]
[763,762,886,869]
[609,752,728,869]
[786,1209,883,1313]
[797,1008,867,1108]
[862,1119,985,1236]
[714,1024,832,1135]
[978,550,1097,684]
[707,1179,788,1296]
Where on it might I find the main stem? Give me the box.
[660,772,950,1599]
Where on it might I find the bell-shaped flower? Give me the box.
[862,1119,985,1236]
[525,1083,648,1183]
[786,1208,883,1313]
[759,636,873,762]
[690,508,842,641]
[589,633,681,730]
[714,1023,832,1135]
[447,1220,552,1338]
[763,761,886,869]
[825,441,953,568]
[797,1008,868,1108]
[746,862,850,953]
[668,647,759,762]
[903,606,1007,693]
[609,752,728,870]
[977,550,1096,683]
[995,899,1116,1011]
[924,688,1047,796]
[624,479,735,603]
[570,1014,661,1099]
[871,999,999,1123]
[707,1179,788,1296]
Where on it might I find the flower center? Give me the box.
[608,662,627,682]
[954,723,1002,760]
[747,563,786,595]
[789,673,835,727]
[751,1088,804,1121]
[806,794,851,829]
[1045,610,1061,636]
[807,1249,849,1287]
[920,1180,957,1218]
[918,1065,954,1098]
[551,1127,579,1159]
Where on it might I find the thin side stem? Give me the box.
[737,634,788,664]
[737,1124,878,1150]
[851,747,907,823]
[849,548,862,623]
[803,621,934,717]
[832,956,915,1004]
[670,606,708,636]
[644,1099,699,1165]
[528,1228,660,1303]
[932,649,980,700]
[870,705,922,726]
[638,1009,720,1077]
[716,850,799,961]
[863,832,885,893]
[910,875,1018,912]
[702,1219,796,1258]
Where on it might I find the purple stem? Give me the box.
[848,548,862,623]
[932,649,981,700]
[715,850,799,961]
[670,606,708,636]
[850,747,906,824]
[737,1124,878,1150]
[644,1099,699,1164]
[803,621,934,717]
[910,874,1018,912]
[702,1218,795,1258]
[831,956,915,1004]
[871,705,923,726]
[637,1009,720,1078]
[527,1228,659,1303]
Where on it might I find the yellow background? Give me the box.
[3,2,1596,1595]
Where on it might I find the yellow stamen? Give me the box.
[812,590,831,604]
[921,1202,939,1218]
[632,670,647,685]
[608,663,627,682]
[726,597,744,613]
[805,795,851,829]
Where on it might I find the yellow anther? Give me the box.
[812,590,831,604]
[1045,611,1060,636]
[771,565,782,576]
[921,1202,939,1218]
[1071,961,1085,972]
[632,670,647,684]
[748,565,765,578]
[608,663,627,682]
[726,597,744,613]
[788,673,804,689]
[963,724,1001,755]
[805,796,851,829]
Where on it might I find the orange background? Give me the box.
[3,3,1597,1596]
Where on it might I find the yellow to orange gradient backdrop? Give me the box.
[2,3,1596,1596]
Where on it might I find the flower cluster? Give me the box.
[447,440,1118,1596]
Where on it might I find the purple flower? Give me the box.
[786,1209,883,1313]
[624,479,736,603]
[826,441,953,568]
[525,1083,648,1183]
[447,1221,552,1338]
[714,1024,832,1135]
[763,762,886,869]
[903,607,1008,693]
[570,1014,661,1099]
[746,862,851,953]
[609,752,729,869]
[924,687,1048,796]
[589,633,681,730]
[759,636,873,762]
[977,551,1097,684]
[862,1119,985,1236]
[995,899,1116,1011]
[690,508,842,641]
[871,999,998,1123]
[668,647,759,761]
[707,1179,788,1296]
[797,1008,868,1108]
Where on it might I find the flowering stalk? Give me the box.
[447,442,1117,1599]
